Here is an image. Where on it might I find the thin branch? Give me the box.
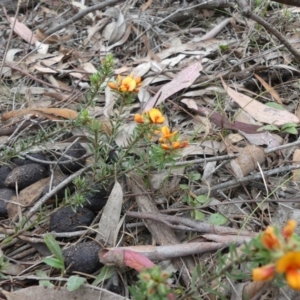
[26,165,91,220]
[236,0,300,62]
[194,163,300,195]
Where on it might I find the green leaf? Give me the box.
[195,195,210,204]
[189,172,201,181]
[208,213,228,225]
[282,126,298,135]
[67,275,86,291]
[36,270,54,287]
[281,122,298,129]
[257,124,279,132]
[265,102,285,110]
[179,184,189,190]
[43,257,64,270]
[44,234,64,262]
[92,266,115,285]
[281,123,298,135]
[192,210,205,221]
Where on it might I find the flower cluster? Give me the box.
[134,108,165,125]
[159,126,188,150]
[252,220,300,290]
[108,74,142,93]
[134,108,188,151]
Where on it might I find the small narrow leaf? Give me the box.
[265,102,285,110]
[67,275,86,291]
[43,257,64,270]
[36,270,54,287]
[257,125,279,132]
[92,266,115,285]
[44,234,64,262]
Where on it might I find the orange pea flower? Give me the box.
[119,76,137,92]
[282,220,297,240]
[134,114,145,124]
[261,226,281,250]
[148,108,165,124]
[108,82,117,89]
[161,143,171,150]
[172,141,181,149]
[252,264,276,281]
[108,75,142,93]
[161,126,178,140]
[276,252,300,290]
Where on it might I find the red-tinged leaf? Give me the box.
[100,249,154,272]
[221,77,299,126]
[196,106,262,133]
[123,249,154,272]
[9,18,37,45]
[143,60,203,111]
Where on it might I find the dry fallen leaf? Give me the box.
[9,17,37,45]
[2,108,78,121]
[2,286,129,300]
[254,73,283,104]
[143,60,203,111]
[221,77,299,126]
[96,181,123,246]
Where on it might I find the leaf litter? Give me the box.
[1,0,300,299]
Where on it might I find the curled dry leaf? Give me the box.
[2,108,78,121]
[102,7,127,45]
[221,77,299,126]
[230,145,265,178]
[35,28,73,44]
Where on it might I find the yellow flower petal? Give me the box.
[135,77,142,85]
[286,268,300,290]
[148,108,165,124]
[252,264,275,281]
[161,126,177,139]
[161,125,170,136]
[276,252,300,273]
[120,76,136,92]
